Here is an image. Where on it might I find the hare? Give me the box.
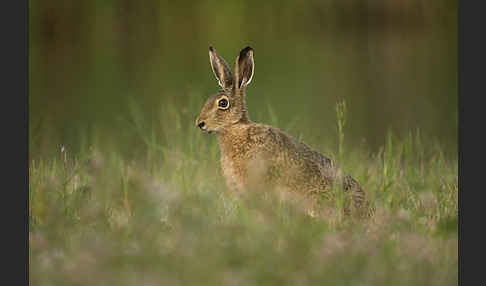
[196,46,371,217]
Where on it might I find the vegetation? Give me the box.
[29,99,457,285]
[29,1,457,284]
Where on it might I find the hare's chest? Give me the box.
[220,155,246,193]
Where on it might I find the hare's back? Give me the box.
[246,124,338,188]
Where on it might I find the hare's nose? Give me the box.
[197,121,206,129]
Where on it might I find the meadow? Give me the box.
[29,1,457,284]
[29,97,457,285]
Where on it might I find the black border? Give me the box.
[459,1,484,285]
[2,0,28,284]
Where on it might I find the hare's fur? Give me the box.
[196,46,371,217]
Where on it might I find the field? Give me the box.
[29,1,457,284]
[29,98,457,286]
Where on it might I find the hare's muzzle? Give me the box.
[196,118,207,131]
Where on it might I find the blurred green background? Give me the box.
[29,2,458,285]
[29,0,457,159]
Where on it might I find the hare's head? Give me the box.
[196,46,254,133]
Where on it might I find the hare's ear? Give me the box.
[234,46,254,89]
[209,46,234,90]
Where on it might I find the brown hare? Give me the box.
[196,46,371,218]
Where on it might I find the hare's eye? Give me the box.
[218,98,229,109]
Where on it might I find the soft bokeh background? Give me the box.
[29,2,458,285]
[29,0,457,159]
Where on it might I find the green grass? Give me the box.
[29,98,458,286]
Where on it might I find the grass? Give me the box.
[29,96,458,286]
